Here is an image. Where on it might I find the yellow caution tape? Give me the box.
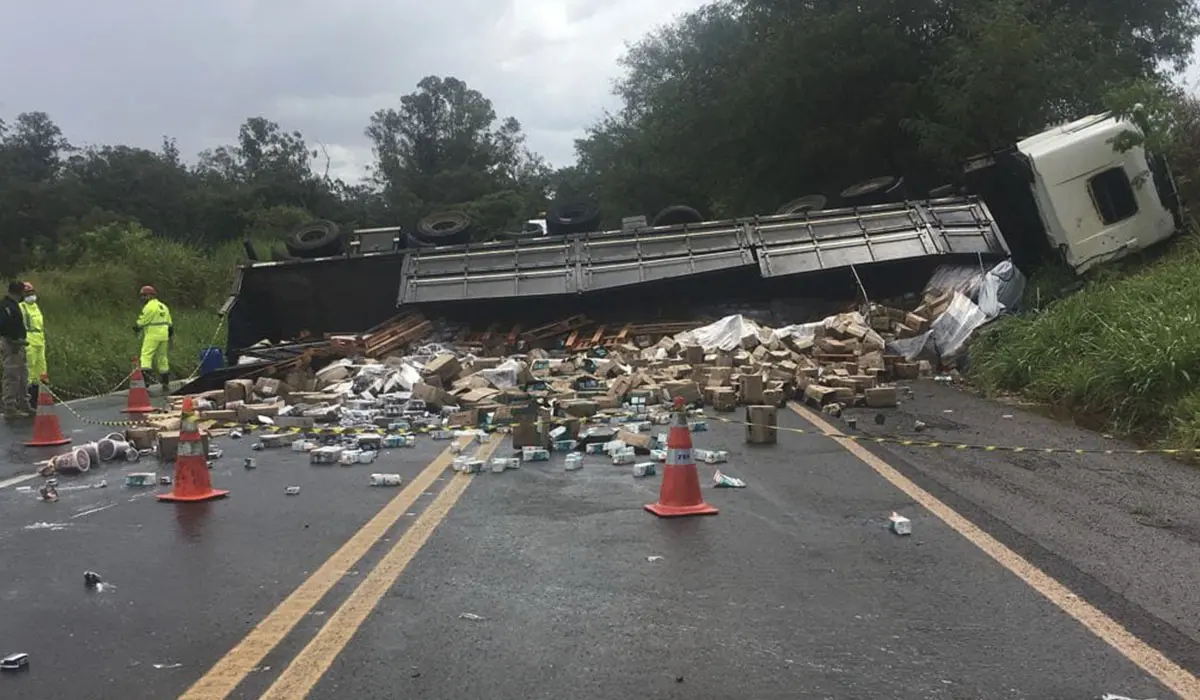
[42,315,226,401]
[42,383,1191,456]
[700,411,1183,456]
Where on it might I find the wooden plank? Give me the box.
[368,320,432,357]
[521,314,590,342]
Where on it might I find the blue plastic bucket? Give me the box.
[199,346,225,376]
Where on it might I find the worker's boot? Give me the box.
[159,373,170,396]
[26,384,38,412]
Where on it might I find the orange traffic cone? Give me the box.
[645,397,718,518]
[24,374,71,447]
[158,398,229,503]
[123,358,154,414]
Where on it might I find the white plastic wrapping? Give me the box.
[977,260,1025,318]
[475,358,524,389]
[888,292,989,361]
[674,314,765,352]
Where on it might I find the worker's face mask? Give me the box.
[24,295,35,303]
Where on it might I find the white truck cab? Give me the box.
[964,113,1181,274]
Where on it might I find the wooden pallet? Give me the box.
[329,312,431,358]
[520,315,591,343]
[566,321,699,350]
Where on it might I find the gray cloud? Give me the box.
[0,0,709,181]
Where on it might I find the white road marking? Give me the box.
[0,474,36,490]
[71,503,117,519]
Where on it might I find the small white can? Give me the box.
[521,446,549,462]
[632,462,657,478]
[888,512,912,536]
[491,457,520,472]
[285,486,301,495]
[369,473,403,487]
[612,449,636,465]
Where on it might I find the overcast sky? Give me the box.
[2,1,1198,184]
[0,0,710,182]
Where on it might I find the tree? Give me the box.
[576,0,1200,219]
[366,75,548,228]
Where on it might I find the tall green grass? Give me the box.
[970,234,1200,449]
[19,225,244,396]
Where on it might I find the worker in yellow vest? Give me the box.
[19,282,45,410]
[133,285,173,395]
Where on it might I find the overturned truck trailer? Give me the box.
[224,196,1009,358]
[222,112,1183,360]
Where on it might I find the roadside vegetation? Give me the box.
[4,0,1200,440]
[970,234,1200,449]
[24,225,240,396]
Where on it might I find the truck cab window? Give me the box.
[1088,167,1138,225]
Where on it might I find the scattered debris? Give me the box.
[151,663,183,670]
[491,458,520,472]
[285,486,301,495]
[369,473,403,487]
[83,571,102,588]
[244,457,257,469]
[647,555,664,562]
[913,420,927,432]
[694,449,729,465]
[38,480,58,502]
[124,473,156,488]
[458,612,485,621]
[888,512,912,535]
[713,470,746,488]
[1,653,30,671]
[633,462,657,478]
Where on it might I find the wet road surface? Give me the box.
[0,385,1197,699]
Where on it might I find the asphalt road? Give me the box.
[0,384,1196,699]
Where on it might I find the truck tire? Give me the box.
[839,176,898,205]
[415,211,473,245]
[285,220,344,258]
[776,195,827,215]
[546,199,601,235]
[652,205,704,227]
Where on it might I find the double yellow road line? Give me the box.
[180,434,501,700]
